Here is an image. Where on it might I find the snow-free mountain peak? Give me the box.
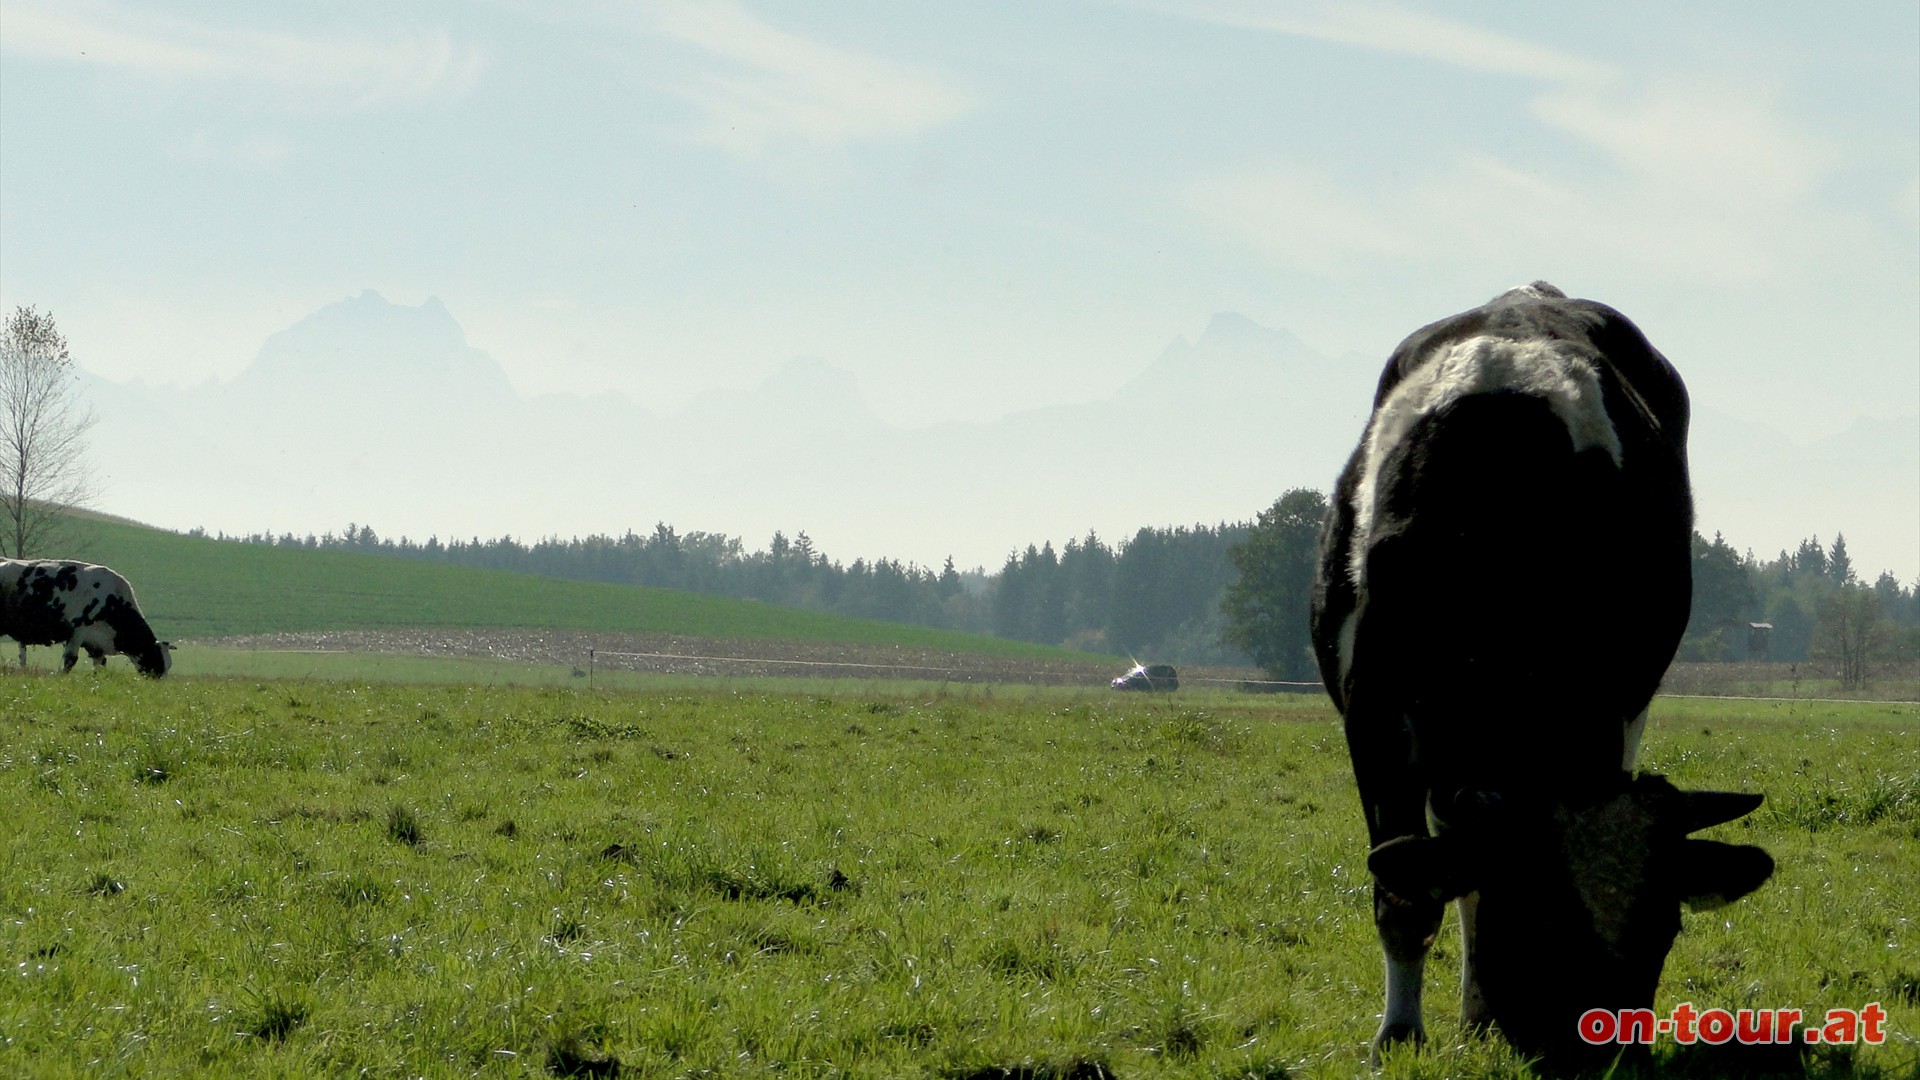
[232,290,515,400]
[1115,312,1360,416]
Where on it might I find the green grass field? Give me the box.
[2,670,1914,1078]
[51,513,1089,662]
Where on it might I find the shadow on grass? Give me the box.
[546,1036,620,1078]
[1650,1041,1898,1079]
[1544,1040,1898,1078]
[943,1061,1117,1080]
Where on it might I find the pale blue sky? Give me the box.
[2,1,1916,572]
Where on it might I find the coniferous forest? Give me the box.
[204,505,1919,678]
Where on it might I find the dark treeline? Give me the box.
[992,524,1251,663]
[201,513,1919,682]
[202,519,1258,663]
[1683,530,1920,683]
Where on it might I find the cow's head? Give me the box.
[1369,773,1773,1065]
[135,640,173,678]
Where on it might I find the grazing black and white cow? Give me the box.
[0,559,172,677]
[1310,284,1773,1066]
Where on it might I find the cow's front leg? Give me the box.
[86,646,108,668]
[1344,694,1440,1059]
[1374,880,1444,1056]
[1457,889,1490,1033]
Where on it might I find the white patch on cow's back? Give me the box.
[1347,336,1623,584]
[37,563,136,624]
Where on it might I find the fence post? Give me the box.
[588,647,594,691]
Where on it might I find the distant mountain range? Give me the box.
[82,290,1918,581]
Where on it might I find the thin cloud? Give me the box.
[0,0,486,111]
[1186,83,1863,289]
[1162,4,1864,288]
[1132,0,1615,85]
[648,0,972,156]
[1531,79,1835,211]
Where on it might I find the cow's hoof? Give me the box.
[1459,1009,1494,1038]
[1460,993,1493,1036]
[1370,1021,1425,1064]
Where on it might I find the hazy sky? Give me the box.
[2,2,1916,564]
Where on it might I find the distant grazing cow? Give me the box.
[1310,284,1773,1066]
[0,559,172,677]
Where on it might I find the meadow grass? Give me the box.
[1,671,1914,1078]
[55,513,1091,662]
[1662,663,1920,705]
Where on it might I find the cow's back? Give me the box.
[0,560,141,645]
[1353,395,1678,785]
[1315,284,1693,792]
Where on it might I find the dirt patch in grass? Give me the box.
[197,627,1269,688]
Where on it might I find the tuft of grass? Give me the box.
[983,933,1073,981]
[84,872,126,897]
[699,867,820,905]
[329,873,387,907]
[385,804,424,847]
[1761,773,1920,831]
[1156,709,1245,753]
[562,715,646,740]
[546,1036,621,1077]
[235,987,310,1042]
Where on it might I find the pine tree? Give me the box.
[1827,533,1854,587]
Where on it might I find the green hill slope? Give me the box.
[52,514,1071,659]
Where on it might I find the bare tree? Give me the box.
[0,306,97,558]
[1813,586,1886,691]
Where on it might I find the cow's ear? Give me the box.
[1368,834,1478,903]
[1675,840,1774,910]
[1678,790,1764,834]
